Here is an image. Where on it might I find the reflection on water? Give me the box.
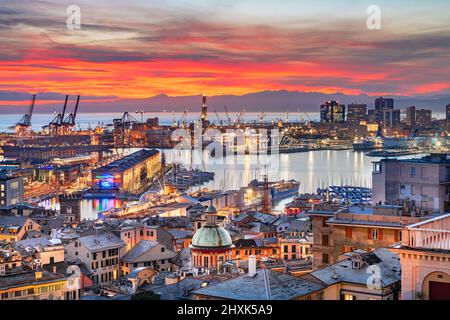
[163,149,380,193]
[39,197,127,221]
[39,150,381,220]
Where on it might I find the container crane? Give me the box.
[15,94,36,135]
[62,95,80,131]
[48,95,69,135]
[224,106,231,125]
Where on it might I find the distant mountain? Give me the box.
[0,90,449,114]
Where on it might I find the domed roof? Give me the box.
[205,204,217,214]
[191,224,232,249]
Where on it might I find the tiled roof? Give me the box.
[193,268,324,300]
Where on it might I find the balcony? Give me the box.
[403,213,450,250]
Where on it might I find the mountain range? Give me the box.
[1,90,449,114]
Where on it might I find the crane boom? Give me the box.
[72,95,80,125]
[60,95,69,125]
[28,94,36,125]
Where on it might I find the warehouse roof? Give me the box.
[93,149,159,172]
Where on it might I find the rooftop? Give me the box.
[121,240,159,263]
[309,248,401,288]
[78,233,125,252]
[93,149,159,173]
[193,268,324,300]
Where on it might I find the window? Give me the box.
[343,294,355,300]
[371,228,379,240]
[291,245,296,253]
[322,235,329,246]
[345,227,352,238]
[322,218,328,227]
[50,257,54,264]
[283,245,288,253]
[292,254,296,259]
[322,253,329,264]
[161,247,165,253]
[284,255,288,260]
[411,167,416,177]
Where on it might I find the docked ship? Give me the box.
[270,180,300,201]
[352,139,376,151]
[248,178,300,202]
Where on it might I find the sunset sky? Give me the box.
[1,0,450,109]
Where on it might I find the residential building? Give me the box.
[279,236,312,261]
[0,173,23,206]
[381,109,400,129]
[121,240,177,276]
[232,238,279,261]
[320,101,345,123]
[0,216,41,242]
[309,206,420,269]
[304,248,401,300]
[446,104,450,122]
[372,153,450,213]
[405,106,416,129]
[391,213,450,300]
[375,97,394,122]
[346,104,367,125]
[65,232,125,285]
[0,243,80,300]
[415,109,432,130]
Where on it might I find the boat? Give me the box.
[270,180,300,201]
[353,139,376,151]
[247,178,300,202]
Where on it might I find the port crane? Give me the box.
[224,106,231,125]
[113,111,138,147]
[48,95,69,135]
[214,110,223,126]
[15,94,36,135]
[61,95,81,132]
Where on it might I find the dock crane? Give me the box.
[48,95,69,135]
[113,111,138,147]
[214,110,222,126]
[15,94,36,135]
[224,106,231,125]
[62,95,80,132]
[259,112,267,123]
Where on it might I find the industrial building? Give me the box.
[91,149,161,195]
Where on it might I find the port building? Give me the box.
[91,149,161,194]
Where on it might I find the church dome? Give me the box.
[191,224,232,249]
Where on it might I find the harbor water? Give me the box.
[39,149,381,219]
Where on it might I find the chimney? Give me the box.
[248,255,256,277]
[52,265,57,274]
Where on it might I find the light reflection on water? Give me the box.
[41,149,404,219]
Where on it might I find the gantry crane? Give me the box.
[15,94,36,136]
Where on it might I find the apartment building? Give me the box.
[65,232,125,285]
[372,153,450,213]
[309,206,420,270]
[391,213,450,300]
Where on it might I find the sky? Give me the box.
[0,0,449,110]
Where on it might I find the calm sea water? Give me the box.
[39,149,381,220]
